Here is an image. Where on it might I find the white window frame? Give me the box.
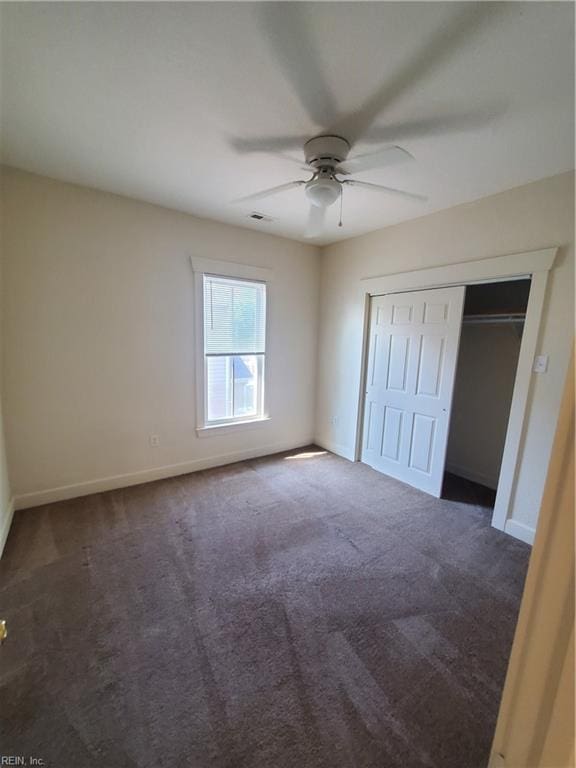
[191,257,272,436]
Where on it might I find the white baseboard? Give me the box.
[504,518,535,546]
[314,434,355,462]
[0,496,15,558]
[14,437,314,511]
[445,461,498,490]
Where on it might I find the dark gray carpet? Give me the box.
[0,447,530,768]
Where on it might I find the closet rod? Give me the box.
[462,313,526,325]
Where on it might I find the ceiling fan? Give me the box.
[231,3,503,239]
[235,135,426,238]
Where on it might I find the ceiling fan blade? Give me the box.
[329,4,500,144]
[336,146,413,175]
[343,179,427,203]
[259,4,338,127]
[230,135,308,154]
[233,180,306,205]
[265,152,309,171]
[362,108,506,144]
[305,204,327,239]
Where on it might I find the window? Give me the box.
[201,274,267,428]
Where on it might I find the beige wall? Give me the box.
[446,322,522,490]
[316,172,574,538]
[1,166,573,541]
[0,194,13,552]
[0,167,320,505]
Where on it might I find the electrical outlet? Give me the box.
[330,416,339,425]
[149,434,160,447]
[533,354,549,374]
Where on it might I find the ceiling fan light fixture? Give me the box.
[305,176,341,208]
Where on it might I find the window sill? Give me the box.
[196,416,271,438]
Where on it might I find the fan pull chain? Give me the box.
[338,187,343,228]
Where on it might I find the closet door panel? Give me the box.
[362,286,465,496]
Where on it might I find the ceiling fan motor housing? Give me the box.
[304,135,350,170]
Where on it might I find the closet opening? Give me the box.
[443,278,531,508]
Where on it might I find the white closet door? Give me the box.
[362,286,465,497]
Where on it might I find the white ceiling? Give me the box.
[1,2,574,245]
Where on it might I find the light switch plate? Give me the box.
[533,354,549,374]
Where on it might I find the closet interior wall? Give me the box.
[446,280,531,491]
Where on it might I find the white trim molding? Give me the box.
[355,247,557,543]
[490,270,549,533]
[13,438,313,511]
[489,350,574,766]
[0,497,15,558]
[504,519,536,546]
[359,247,556,292]
[314,433,356,463]
[190,255,273,434]
[190,256,273,282]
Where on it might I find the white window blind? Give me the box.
[203,276,266,355]
[202,275,266,426]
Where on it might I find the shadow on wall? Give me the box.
[446,321,522,490]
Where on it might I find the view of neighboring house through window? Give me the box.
[203,274,266,425]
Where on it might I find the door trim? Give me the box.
[354,247,557,538]
[488,349,574,767]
